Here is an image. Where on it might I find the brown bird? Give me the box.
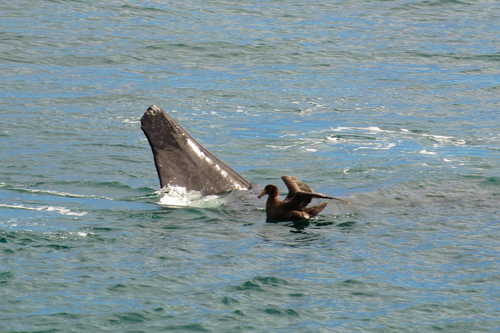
[258,176,350,221]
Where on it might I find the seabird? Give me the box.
[258,176,349,221]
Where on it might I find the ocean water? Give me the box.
[1,0,499,332]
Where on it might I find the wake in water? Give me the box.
[157,186,225,208]
[0,204,87,216]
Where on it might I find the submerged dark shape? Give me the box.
[141,104,251,195]
[258,176,350,221]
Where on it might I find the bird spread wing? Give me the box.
[281,176,314,200]
[284,191,320,209]
[287,191,350,208]
[281,176,350,208]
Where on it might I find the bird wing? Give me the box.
[281,176,314,200]
[281,176,350,206]
[284,191,318,209]
[287,191,350,207]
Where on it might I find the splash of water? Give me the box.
[157,186,224,208]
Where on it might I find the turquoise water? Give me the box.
[1,0,500,331]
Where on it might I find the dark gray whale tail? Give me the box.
[141,105,251,195]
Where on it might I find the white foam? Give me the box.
[330,126,395,134]
[157,186,223,208]
[266,144,299,149]
[422,134,466,146]
[353,142,396,151]
[0,204,87,216]
[19,188,92,198]
[122,118,140,124]
[3,186,109,199]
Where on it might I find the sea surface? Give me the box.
[1,0,499,332]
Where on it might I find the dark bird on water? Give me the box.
[258,176,350,221]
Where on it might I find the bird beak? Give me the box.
[257,190,266,199]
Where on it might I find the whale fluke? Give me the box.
[141,105,251,195]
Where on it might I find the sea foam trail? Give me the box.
[0,204,87,216]
[0,183,110,199]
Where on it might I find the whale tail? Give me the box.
[141,105,251,195]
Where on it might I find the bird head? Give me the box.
[258,184,278,199]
